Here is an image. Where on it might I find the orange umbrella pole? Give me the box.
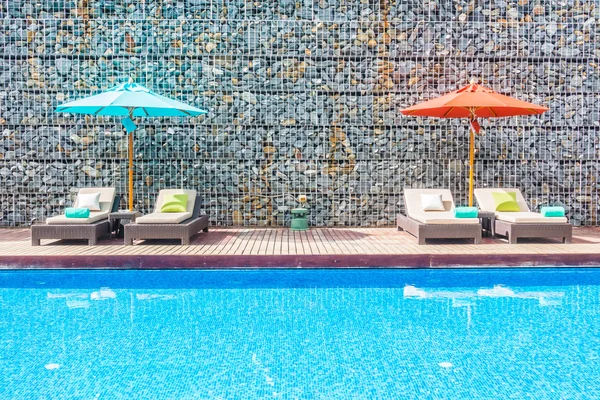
[468,116,480,207]
[468,128,475,207]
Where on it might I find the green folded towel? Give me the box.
[65,208,90,218]
[454,206,478,218]
[160,193,189,213]
[540,206,565,217]
[492,191,520,212]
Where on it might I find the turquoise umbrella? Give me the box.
[57,79,208,211]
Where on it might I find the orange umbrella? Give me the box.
[400,81,549,206]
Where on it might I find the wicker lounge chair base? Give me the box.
[494,220,572,244]
[31,220,110,246]
[474,188,573,245]
[397,214,482,245]
[124,214,209,245]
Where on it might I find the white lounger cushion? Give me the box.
[46,188,116,225]
[496,212,568,224]
[135,189,197,225]
[46,211,109,225]
[404,188,479,225]
[135,212,192,224]
[412,212,480,225]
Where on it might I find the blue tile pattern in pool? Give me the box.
[1,268,600,399]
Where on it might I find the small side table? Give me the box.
[478,211,496,238]
[109,211,142,239]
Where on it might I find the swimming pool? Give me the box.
[1,268,599,399]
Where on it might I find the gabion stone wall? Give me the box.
[1,1,599,227]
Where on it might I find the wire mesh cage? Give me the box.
[0,1,598,227]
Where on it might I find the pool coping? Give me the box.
[1,253,600,269]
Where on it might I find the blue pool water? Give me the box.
[1,268,599,399]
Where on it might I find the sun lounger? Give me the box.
[397,188,482,245]
[124,189,209,245]
[474,188,572,244]
[31,188,119,246]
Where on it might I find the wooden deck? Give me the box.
[1,227,599,269]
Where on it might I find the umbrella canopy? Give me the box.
[401,82,548,119]
[57,80,208,211]
[400,82,548,206]
[56,81,207,117]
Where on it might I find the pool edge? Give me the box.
[1,253,600,269]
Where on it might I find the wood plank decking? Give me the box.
[0,227,599,269]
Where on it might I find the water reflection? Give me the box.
[47,288,117,309]
[404,284,564,306]
[47,292,90,309]
[136,294,177,301]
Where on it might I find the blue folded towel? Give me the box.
[65,208,90,218]
[454,206,478,218]
[540,206,565,217]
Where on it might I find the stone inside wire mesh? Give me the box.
[0,2,598,227]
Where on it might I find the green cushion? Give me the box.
[454,206,478,218]
[541,206,565,217]
[492,191,520,212]
[160,194,189,213]
[65,208,90,218]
